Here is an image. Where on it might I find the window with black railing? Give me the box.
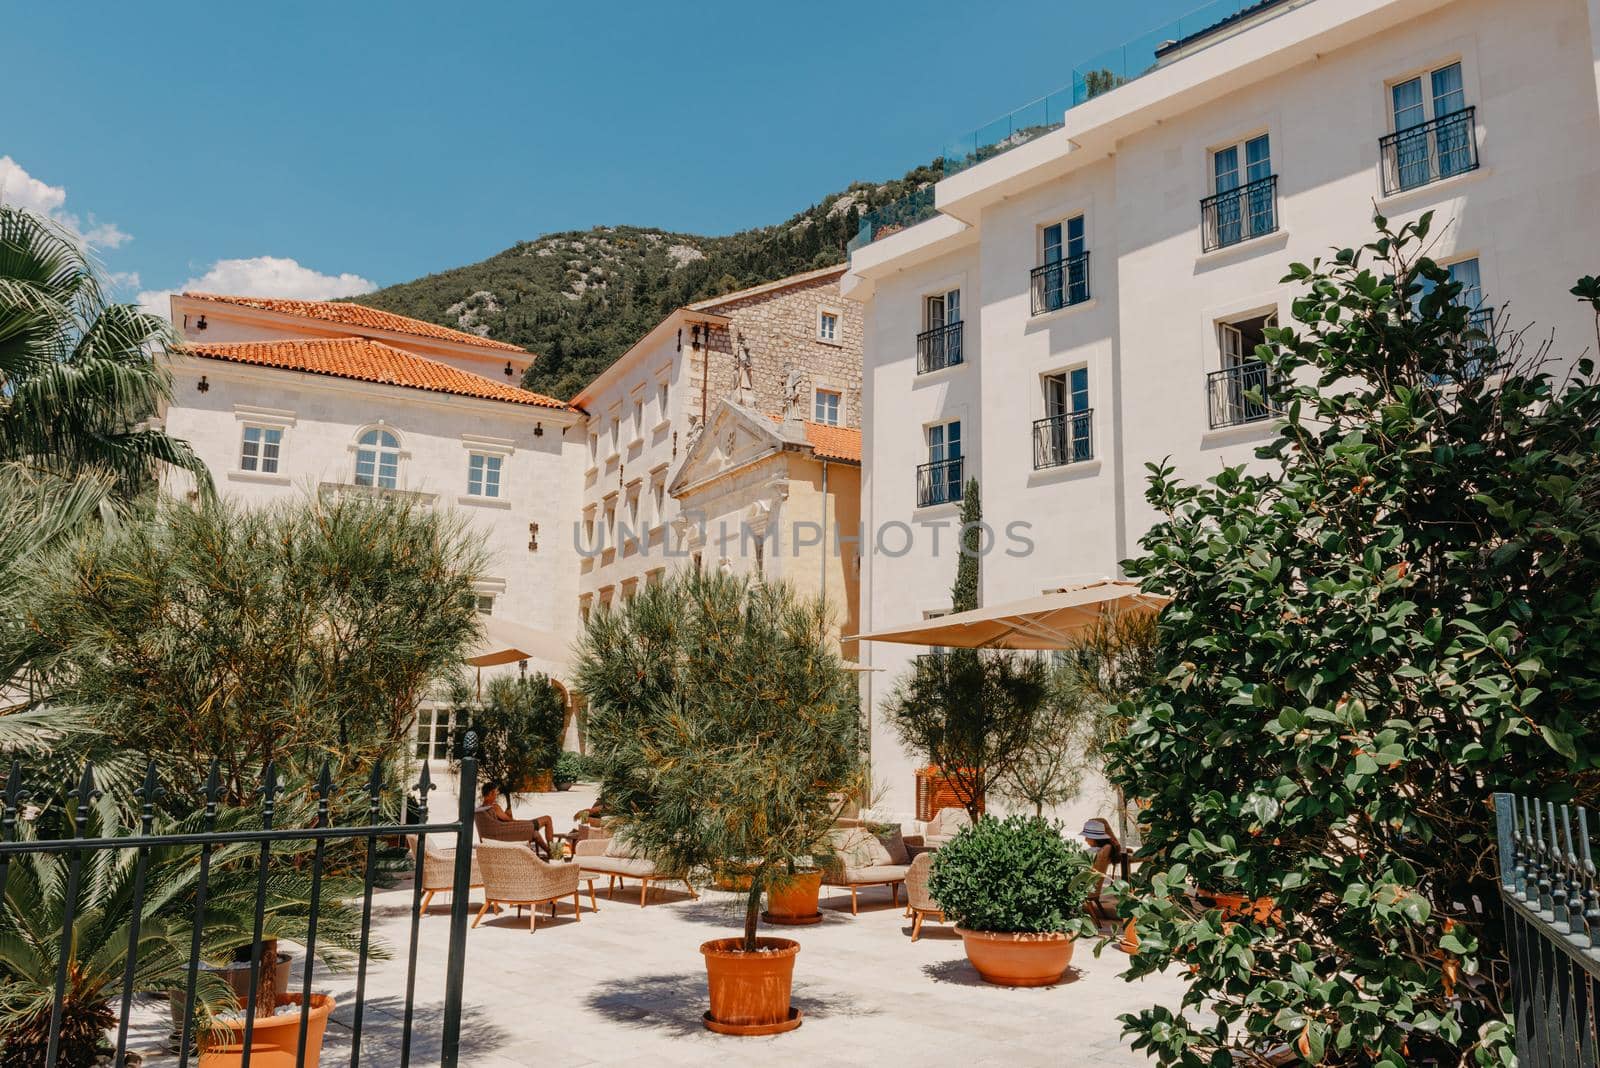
[1207,361,1275,429]
[1030,252,1092,315]
[1200,174,1278,252]
[917,320,964,373]
[917,456,963,507]
[1380,106,1478,196]
[1033,409,1094,469]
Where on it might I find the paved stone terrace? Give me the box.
[126,783,1194,1066]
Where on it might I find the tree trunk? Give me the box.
[742,868,765,952]
[256,939,279,1016]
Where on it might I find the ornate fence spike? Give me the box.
[1551,803,1572,925]
[415,761,434,822]
[315,760,335,806]
[259,758,279,813]
[1536,801,1555,914]
[202,760,223,814]
[1561,804,1585,933]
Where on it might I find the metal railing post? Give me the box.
[439,732,479,1068]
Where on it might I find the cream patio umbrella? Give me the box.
[465,617,573,696]
[846,579,1166,651]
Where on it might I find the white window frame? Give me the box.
[353,425,404,489]
[817,305,844,345]
[466,452,503,498]
[813,387,843,426]
[239,423,283,474]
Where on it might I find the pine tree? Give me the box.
[951,477,981,612]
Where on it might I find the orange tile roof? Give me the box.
[180,337,570,409]
[802,421,861,462]
[183,292,529,354]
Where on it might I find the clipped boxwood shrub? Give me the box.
[553,750,583,790]
[928,815,1097,934]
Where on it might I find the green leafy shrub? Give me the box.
[927,815,1096,935]
[553,750,583,790]
[574,570,861,949]
[1112,214,1600,1066]
[451,672,567,799]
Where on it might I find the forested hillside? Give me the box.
[349,163,937,400]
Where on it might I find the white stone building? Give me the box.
[842,0,1600,821]
[159,293,587,762]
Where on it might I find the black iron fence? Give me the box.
[0,749,478,1067]
[1030,253,1092,316]
[1200,174,1278,253]
[1206,361,1275,429]
[916,320,964,374]
[1033,409,1094,469]
[1496,792,1600,1066]
[917,456,963,508]
[1380,106,1479,196]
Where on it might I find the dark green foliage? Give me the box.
[951,477,981,613]
[12,492,484,809]
[1112,214,1600,1066]
[553,750,584,790]
[349,163,941,400]
[927,815,1096,935]
[885,651,1048,820]
[451,673,567,801]
[573,571,862,950]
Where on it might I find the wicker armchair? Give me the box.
[904,851,946,941]
[474,807,538,843]
[406,835,482,918]
[472,840,586,933]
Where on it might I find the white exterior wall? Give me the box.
[851,0,1600,824]
[575,323,691,615]
[161,359,586,671]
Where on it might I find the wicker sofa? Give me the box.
[574,835,697,907]
[820,825,916,914]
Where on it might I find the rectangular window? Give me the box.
[1036,369,1092,467]
[652,479,665,521]
[1208,312,1278,429]
[633,398,643,435]
[814,389,841,425]
[918,290,964,373]
[467,453,502,497]
[920,419,964,506]
[1386,61,1474,192]
[657,381,669,418]
[474,593,495,615]
[240,426,282,473]
[1034,217,1088,313]
[819,310,839,342]
[415,707,453,761]
[1205,134,1275,250]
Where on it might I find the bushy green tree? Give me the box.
[1112,214,1600,1066]
[573,571,861,950]
[11,492,484,806]
[450,672,567,799]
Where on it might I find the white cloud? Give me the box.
[138,256,377,316]
[0,156,131,249]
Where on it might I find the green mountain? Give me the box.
[349,163,939,401]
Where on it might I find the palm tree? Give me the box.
[0,205,208,497]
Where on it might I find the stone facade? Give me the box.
[688,266,864,432]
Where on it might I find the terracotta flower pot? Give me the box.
[955,928,1076,987]
[199,993,335,1068]
[763,869,822,926]
[700,937,802,1035]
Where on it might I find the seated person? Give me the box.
[1081,817,1130,923]
[478,784,557,858]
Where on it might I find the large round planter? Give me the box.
[168,953,292,1051]
[700,937,802,1035]
[199,993,335,1068]
[763,869,823,926]
[954,928,1076,987]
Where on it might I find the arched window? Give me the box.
[355,428,400,489]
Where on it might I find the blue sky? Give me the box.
[4,1,1202,309]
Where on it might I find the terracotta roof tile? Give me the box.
[183,292,529,353]
[180,337,570,409]
[802,421,861,462]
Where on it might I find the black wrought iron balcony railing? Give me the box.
[1030,253,1092,316]
[1200,174,1278,253]
[1380,106,1478,196]
[917,320,965,374]
[1206,361,1275,429]
[917,456,964,508]
[1033,409,1094,470]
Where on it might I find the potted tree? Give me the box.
[575,571,861,1035]
[451,672,566,797]
[928,815,1097,987]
